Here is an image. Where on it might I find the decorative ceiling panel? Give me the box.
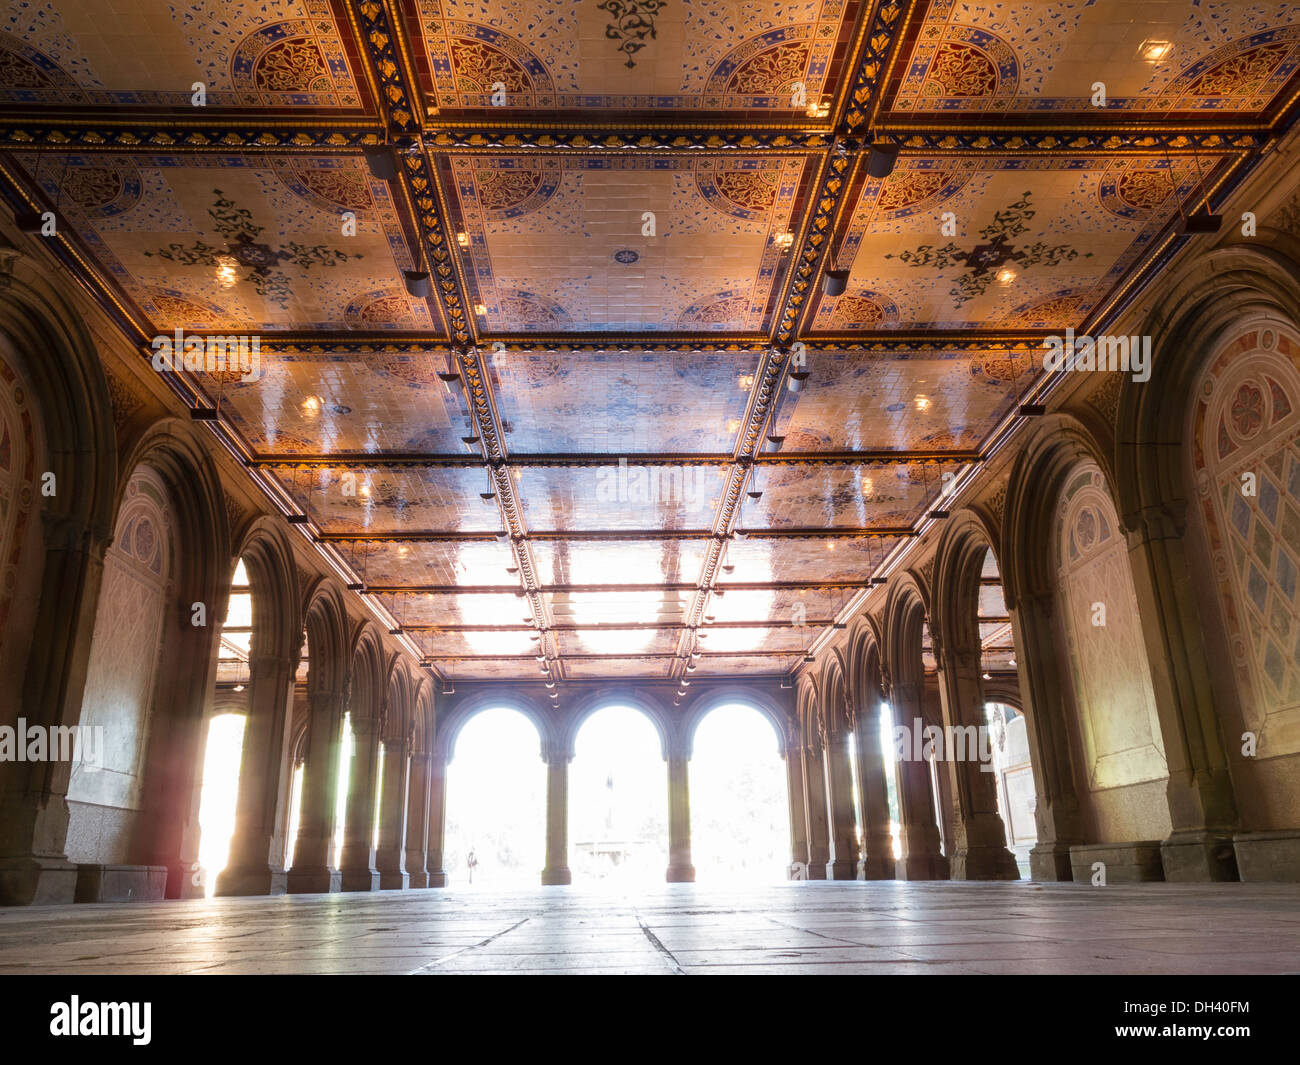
[810,153,1225,331]
[490,348,760,453]
[517,463,730,530]
[706,586,851,625]
[545,588,692,627]
[531,537,708,586]
[374,590,527,628]
[743,460,967,529]
[409,628,538,658]
[0,0,369,112]
[338,540,517,586]
[718,535,904,583]
[435,151,814,334]
[408,0,863,118]
[770,347,1031,452]
[198,351,465,455]
[11,152,432,334]
[424,657,542,679]
[563,657,674,679]
[884,0,1300,119]
[691,654,792,675]
[700,625,819,654]
[555,627,682,657]
[268,464,501,533]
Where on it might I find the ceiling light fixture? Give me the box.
[865,142,900,179]
[403,269,432,299]
[363,146,398,181]
[822,268,849,297]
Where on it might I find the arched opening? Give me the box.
[1053,459,1171,843]
[444,707,545,886]
[569,705,667,884]
[690,703,788,882]
[984,701,1037,877]
[65,466,175,876]
[193,557,253,895]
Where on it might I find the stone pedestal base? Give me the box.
[378,870,409,890]
[541,867,571,885]
[75,864,167,903]
[856,855,895,880]
[825,858,857,880]
[1233,830,1300,881]
[286,867,341,894]
[339,869,380,892]
[429,870,448,887]
[214,864,287,897]
[896,853,948,880]
[1161,831,1238,882]
[0,856,79,906]
[407,871,429,889]
[1029,842,1075,882]
[950,844,1021,881]
[1069,842,1164,883]
[665,864,695,883]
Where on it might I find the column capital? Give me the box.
[1124,500,1188,545]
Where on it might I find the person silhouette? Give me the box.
[467,846,478,884]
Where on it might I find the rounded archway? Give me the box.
[443,706,546,887]
[689,702,789,882]
[568,704,668,885]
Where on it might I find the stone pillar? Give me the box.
[287,687,346,894]
[935,645,1019,880]
[802,743,830,880]
[665,743,695,882]
[541,744,572,885]
[426,754,448,887]
[784,744,810,878]
[0,513,109,906]
[852,703,895,879]
[216,646,299,897]
[823,728,860,879]
[339,714,380,892]
[890,681,947,880]
[404,749,430,889]
[376,737,411,890]
[1126,503,1239,881]
[1007,592,1086,881]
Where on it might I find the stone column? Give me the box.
[404,748,430,889]
[935,646,1019,880]
[823,728,860,879]
[0,513,109,906]
[852,703,895,879]
[802,743,830,880]
[665,743,695,882]
[1007,591,1086,881]
[376,736,411,890]
[216,646,299,897]
[784,744,810,878]
[426,753,448,887]
[1126,503,1239,880]
[890,681,947,880]
[287,687,346,893]
[339,714,380,892]
[541,743,572,885]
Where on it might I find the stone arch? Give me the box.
[434,687,551,764]
[0,261,120,904]
[845,613,886,717]
[69,417,233,897]
[680,685,791,759]
[1113,246,1300,866]
[563,688,671,762]
[932,508,1001,665]
[882,572,929,691]
[303,580,349,698]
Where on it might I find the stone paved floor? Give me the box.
[0,881,1298,975]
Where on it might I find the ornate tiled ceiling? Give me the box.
[2,0,1299,687]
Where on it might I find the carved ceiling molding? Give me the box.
[840,0,909,133]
